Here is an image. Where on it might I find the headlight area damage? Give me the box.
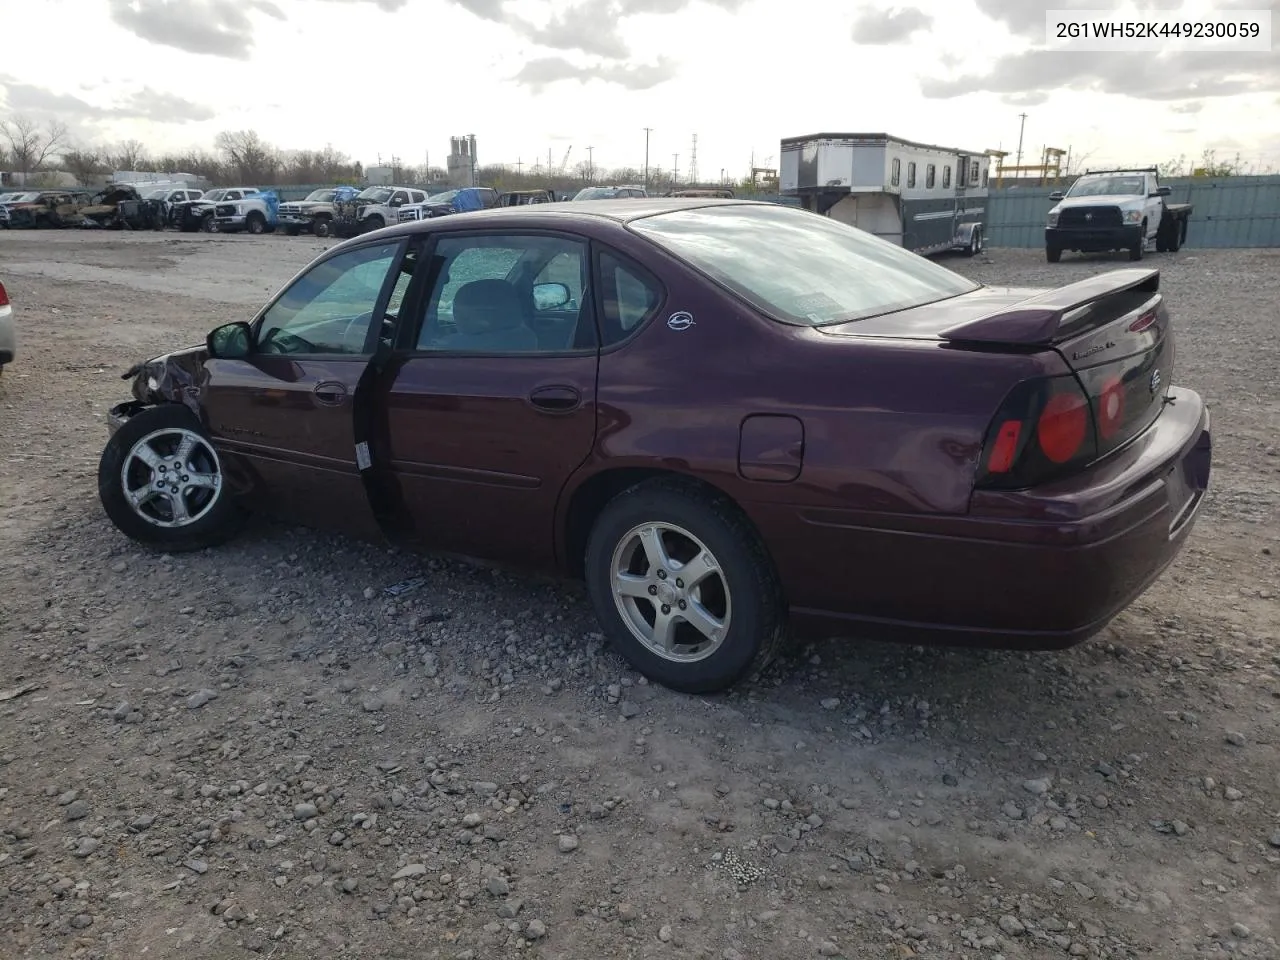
[109,345,210,432]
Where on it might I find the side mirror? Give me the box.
[532,281,571,311]
[207,321,254,359]
[1152,185,1171,197]
[1048,191,1065,201]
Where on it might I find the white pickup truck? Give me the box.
[1045,168,1193,263]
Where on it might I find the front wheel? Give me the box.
[584,479,787,694]
[98,405,244,552]
[1128,221,1146,261]
[246,212,266,235]
[1046,244,1062,263]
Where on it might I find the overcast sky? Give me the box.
[2,0,1278,179]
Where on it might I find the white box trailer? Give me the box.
[780,132,989,257]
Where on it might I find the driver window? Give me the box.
[258,241,403,355]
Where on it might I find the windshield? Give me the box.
[305,189,336,201]
[573,187,618,200]
[629,204,980,326]
[357,187,393,203]
[6,192,40,203]
[144,189,169,199]
[1067,175,1146,197]
[203,189,227,202]
[426,190,458,204]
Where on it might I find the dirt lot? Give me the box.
[0,230,1277,960]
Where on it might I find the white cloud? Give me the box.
[0,0,1275,178]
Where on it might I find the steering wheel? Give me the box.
[259,330,316,354]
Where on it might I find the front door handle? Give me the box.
[528,384,581,413]
[313,380,348,406]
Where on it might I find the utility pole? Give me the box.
[1015,112,1028,170]
[643,127,652,187]
[689,133,698,186]
[673,153,679,184]
[586,145,594,181]
[515,157,523,175]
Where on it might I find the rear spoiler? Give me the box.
[940,268,1160,346]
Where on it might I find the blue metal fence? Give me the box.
[986,175,1280,249]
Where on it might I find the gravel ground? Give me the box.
[1,231,1278,960]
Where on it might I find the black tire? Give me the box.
[363,214,385,232]
[284,225,300,237]
[201,212,216,233]
[1046,245,1062,263]
[246,212,266,235]
[313,217,331,238]
[1167,219,1182,252]
[98,405,244,552]
[964,226,982,257]
[583,478,787,694]
[1128,222,1145,261]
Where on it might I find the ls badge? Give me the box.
[667,311,695,331]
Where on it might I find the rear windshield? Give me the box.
[628,204,979,325]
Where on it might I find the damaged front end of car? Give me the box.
[108,345,210,435]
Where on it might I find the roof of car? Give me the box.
[377,197,771,240]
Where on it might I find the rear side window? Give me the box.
[596,250,663,346]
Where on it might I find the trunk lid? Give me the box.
[820,267,1173,457]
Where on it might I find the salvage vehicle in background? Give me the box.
[212,189,281,234]
[277,186,360,237]
[97,198,1212,695]
[499,189,557,207]
[142,186,205,228]
[571,184,648,200]
[3,190,90,228]
[0,280,13,375]
[333,185,430,237]
[1045,168,1193,262]
[174,188,262,233]
[395,187,499,224]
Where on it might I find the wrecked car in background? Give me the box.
[499,189,556,207]
[142,186,205,228]
[396,186,499,224]
[212,189,281,235]
[79,185,154,229]
[173,188,262,233]
[333,185,429,237]
[277,186,359,237]
[3,190,90,229]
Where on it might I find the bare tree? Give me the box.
[109,138,152,172]
[60,147,108,185]
[214,129,279,184]
[0,115,69,179]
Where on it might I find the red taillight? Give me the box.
[0,282,8,307]
[976,375,1098,489]
[1096,375,1125,440]
[1037,391,1088,463]
[986,420,1022,473]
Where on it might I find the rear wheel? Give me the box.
[583,479,787,694]
[1046,244,1062,263]
[98,405,244,552]
[964,226,982,257]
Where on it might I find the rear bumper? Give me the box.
[750,387,1211,648]
[1047,223,1141,251]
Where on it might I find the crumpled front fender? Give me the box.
[122,344,211,420]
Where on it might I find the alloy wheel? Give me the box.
[609,521,732,662]
[120,427,223,528]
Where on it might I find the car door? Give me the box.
[381,229,599,567]
[1143,174,1162,241]
[200,237,415,540]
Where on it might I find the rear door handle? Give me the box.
[313,380,348,406]
[528,385,582,413]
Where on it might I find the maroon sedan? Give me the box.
[98,199,1212,693]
